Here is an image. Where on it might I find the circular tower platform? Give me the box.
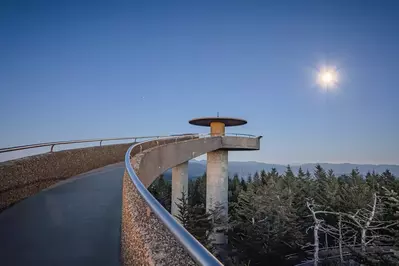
[189,116,247,136]
[189,117,247,127]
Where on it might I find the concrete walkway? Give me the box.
[0,163,125,266]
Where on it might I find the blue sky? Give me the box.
[1,0,398,164]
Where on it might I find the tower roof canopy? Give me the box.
[189,117,247,127]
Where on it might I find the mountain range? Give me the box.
[163,160,399,180]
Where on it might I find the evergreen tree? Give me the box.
[253,171,260,185]
[366,171,379,190]
[298,167,305,179]
[314,164,327,180]
[175,191,190,226]
[229,173,242,216]
[327,168,335,179]
[191,173,206,206]
[260,169,267,179]
[313,164,329,206]
[247,174,252,184]
[380,169,396,187]
[240,178,247,191]
[285,165,295,179]
[349,167,363,186]
[324,169,340,210]
[269,168,279,179]
[175,191,214,248]
[282,165,296,195]
[305,169,311,179]
[263,168,279,186]
[230,181,304,265]
[232,174,240,189]
[338,170,372,212]
[148,174,171,211]
[381,187,399,248]
[260,169,267,184]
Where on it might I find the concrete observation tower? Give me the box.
[188,117,247,215]
[170,116,259,245]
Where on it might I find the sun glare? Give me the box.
[317,67,338,89]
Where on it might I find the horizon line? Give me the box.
[190,159,399,167]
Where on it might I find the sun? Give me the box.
[317,67,339,89]
[322,72,333,83]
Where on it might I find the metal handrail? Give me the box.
[0,133,260,154]
[0,136,166,154]
[125,137,223,266]
[195,132,259,138]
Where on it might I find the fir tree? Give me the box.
[285,165,295,179]
[366,171,379,190]
[260,169,267,179]
[253,171,260,185]
[175,191,190,226]
[240,178,247,191]
[148,174,171,211]
[298,166,305,179]
[230,181,304,265]
[260,169,267,184]
[175,191,214,248]
[269,167,279,179]
[191,173,206,206]
[305,169,311,179]
[247,174,252,184]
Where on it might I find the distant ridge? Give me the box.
[163,160,399,180]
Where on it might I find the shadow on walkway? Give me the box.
[0,163,125,266]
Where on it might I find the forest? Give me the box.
[149,165,399,265]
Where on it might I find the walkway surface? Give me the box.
[0,163,125,266]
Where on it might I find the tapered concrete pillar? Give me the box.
[206,149,228,244]
[171,161,188,217]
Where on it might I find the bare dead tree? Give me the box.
[306,192,399,265]
[351,192,378,253]
[306,200,323,266]
[338,214,343,264]
[343,192,398,253]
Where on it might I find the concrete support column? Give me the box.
[171,161,189,218]
[206,149,228,244]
